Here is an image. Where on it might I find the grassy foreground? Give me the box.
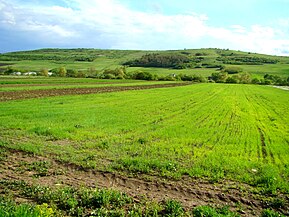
[0,179,243,217]
[0,83,289,194]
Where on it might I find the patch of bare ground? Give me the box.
[1,148,288,216]
[0,82,191,101]
[0,63,13,67]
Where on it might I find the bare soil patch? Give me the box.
[1,148,288,216]
[0,82,190,101]
[0,63,13,67]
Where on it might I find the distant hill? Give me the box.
[1,48,289,79]
[1,48,289,64]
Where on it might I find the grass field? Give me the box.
[1,77,289,216]
[0,77,176,92]
[1,82,289,186]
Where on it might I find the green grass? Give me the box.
[0,83,289,193]
[0,77,175,92]
[0,76,137,84]
[233,64,289,78]
[0,59,120,71]
[126,66,217,77]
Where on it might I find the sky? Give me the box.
[1,0,289,55]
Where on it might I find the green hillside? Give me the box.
[1,48,289,80]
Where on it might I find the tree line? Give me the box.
[2,65,289,86]
[216,56,278,65]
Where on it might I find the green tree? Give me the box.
[133,71,157,80]
[59,67,67,77]
[210,72,228,83]
[115,67,125,79]
[251,78,261,84]
[76,71,87,78]
[223,66,243,74]
[67,69,78,77]
[239,72,251,84]
[103,67,126,79]
[40,68,49,77]
[226,76,239,83]
[88,67,96,75]
[4,66,14,75]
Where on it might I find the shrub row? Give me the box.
[2,65,289,86]
[210,72,289,86]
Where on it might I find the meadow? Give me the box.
[0,76,289,216]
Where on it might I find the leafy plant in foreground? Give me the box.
[261,209,285,217]
[192,205,240,217]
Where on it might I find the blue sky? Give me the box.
[1,0,289,55]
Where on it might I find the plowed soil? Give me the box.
[1,148,288,216]
[0,63,13,67]
[0,82,190,101]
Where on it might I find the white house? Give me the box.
[11,72,22,76]
[24,72,37,76]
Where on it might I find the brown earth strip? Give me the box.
[1,148,288,216]
[273,86,289,91]
[258,127,268,162]
[0,82,190,101]
[269,150,276,164]
[0,63,13,67]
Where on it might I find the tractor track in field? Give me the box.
[1,148,289,216]
[258,127,268,163]
[0,82,191,101]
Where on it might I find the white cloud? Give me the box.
[277,18,289,27]
[231,25,247,34]
[0,1,16,25]
[0,0,289,55]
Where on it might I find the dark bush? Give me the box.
[223,66,243,74]
[210,72,228,83]
[178,74,206,82]
[251,78,261,84]
[226,76,239,84]
[66,69,78,77]
[132,71,157,80]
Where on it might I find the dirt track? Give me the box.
[0,83,190,101]
[1,148,288,216]
[273,85,289,91]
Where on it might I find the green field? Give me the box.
[0,77,176,92]
[1,83,289,189]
